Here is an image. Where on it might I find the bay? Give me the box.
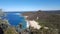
[5,12,27,29]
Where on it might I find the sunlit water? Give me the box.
[4,12,27,29]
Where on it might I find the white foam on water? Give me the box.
[26,20,30,28]
[15,13,20,15]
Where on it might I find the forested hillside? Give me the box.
[22,10,60,34]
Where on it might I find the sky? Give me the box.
[0,0,60,11]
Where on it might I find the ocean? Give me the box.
[4,12,27,29]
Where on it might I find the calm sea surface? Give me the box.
[5,12,27,29]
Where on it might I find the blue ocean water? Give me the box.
[5,12,27,29]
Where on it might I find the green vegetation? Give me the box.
[22,11,60,34]
[0,19,18,34]
[36,14,60,34]
[37,14,60,29]
[4,27,18,34]
[0,10,60,34]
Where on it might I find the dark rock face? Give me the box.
[0,27,4,34]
